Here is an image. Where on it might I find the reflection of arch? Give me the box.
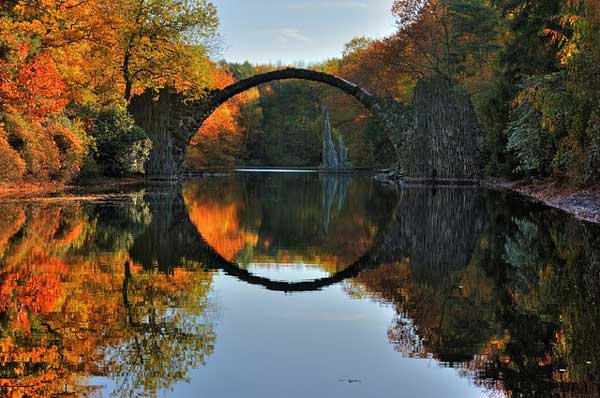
[196,234,379,292]
[129,186,488,293]
[128,187,387,293]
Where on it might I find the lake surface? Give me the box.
[1,172,599,398]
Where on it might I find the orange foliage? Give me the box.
[0,45,68,119]
[0,38,86,182]
[0,129,27,182]
[3,112,61,179]
[187,66,256,167]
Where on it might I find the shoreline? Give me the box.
[373,169,600,224]
[484,177,600,224]
[0,178,149,200]
[0,181,72,198]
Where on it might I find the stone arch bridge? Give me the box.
[129,68,402,177]
[129,68,483,180]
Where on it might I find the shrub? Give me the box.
[2,111,61,180]
[88,108,152,176]
[46,116,88,181]
[0,126,26,181]
[584,111,600,184]
[505,100,553,176]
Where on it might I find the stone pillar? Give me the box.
[129,89,181,178]
[398,79,482,181]
[337,131,348,166]
[129,89,204,178]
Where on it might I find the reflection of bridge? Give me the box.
[198,244,379,292]
[129,183,487,293]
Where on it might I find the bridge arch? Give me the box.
[198,68,388,130]
[130,68,401,176]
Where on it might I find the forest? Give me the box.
[1,0,599,184]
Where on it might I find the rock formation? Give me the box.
[321,106,351,169]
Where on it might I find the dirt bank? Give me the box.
[0,177,150,200]
[485,178,600,224]
[0,181,71,198]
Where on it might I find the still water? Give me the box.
[1,172,599,397]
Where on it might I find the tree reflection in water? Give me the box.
[349,188,600,397]
[0,198,215,398]
[0,174,600,397]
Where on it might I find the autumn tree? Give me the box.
[391,0,499,81]
[106,0,219,100]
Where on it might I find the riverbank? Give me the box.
[0,181,71,198]
[0,178,150,200]
[373,169,600,224]
[485,178,600,224]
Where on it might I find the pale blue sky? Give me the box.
[211,0,397,64]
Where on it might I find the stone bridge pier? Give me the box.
[129,68,403,177]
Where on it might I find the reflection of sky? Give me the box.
[243,264,332,281]
[236,169,319,173]
[211,0,396,64]
[95,267,500,398]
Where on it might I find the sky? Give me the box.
[211,0,397,65]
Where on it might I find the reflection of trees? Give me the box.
[485,208,600,396]
[376,187,487,283]
[113,260,215,398]
[2,181,600,397]
[352,188,600,397]
[182,173,397,272]
[0,196,215,398]
[351,187,499,365]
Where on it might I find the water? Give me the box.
[1,172,599,397]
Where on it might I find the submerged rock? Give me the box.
[375,168,405,186]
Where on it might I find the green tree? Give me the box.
[84,107,153,176]
[112,0,220,100]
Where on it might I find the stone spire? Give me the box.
[321,106,339,168]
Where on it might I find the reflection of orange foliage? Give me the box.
[0,336,64,398]
[186,199,258,261]
[0,202,214,397]
[353,260,412,302]
[0,206,26,255]
[0,258,67,332]
[182,180,380,271]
